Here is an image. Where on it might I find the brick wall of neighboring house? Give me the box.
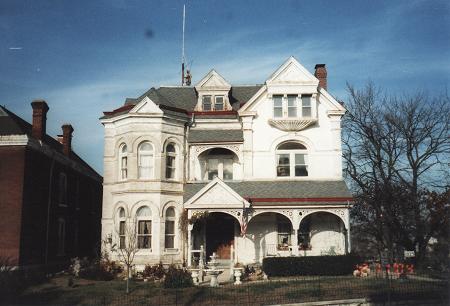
[19,146,102,267]
[0,146,26,265]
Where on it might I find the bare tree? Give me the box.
[111,218,139,294]
[343,83,450,266]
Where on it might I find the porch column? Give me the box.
[187,224,194,267]
[292,229,299,256]
[344,209,351,253]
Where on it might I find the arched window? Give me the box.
[118,208,126,249]
[165,143,177,179]
[138,142,154,179]
[202,148,235,181]
[136,206,151,249]
[276,141,308,177]
[119,144,128,180]
[165,207,176,249]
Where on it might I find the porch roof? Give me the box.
[183,180,353,205]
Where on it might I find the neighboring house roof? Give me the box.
[183,180,353,205]
[102,85,263,119]
[188,129,244,143]
[0,105,102,181]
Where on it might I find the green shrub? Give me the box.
[262,255,360,277]
[163,265,193,288]
[78,260,115,281]
[142,262,166,280]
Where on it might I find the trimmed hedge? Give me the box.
[262,255,360,277]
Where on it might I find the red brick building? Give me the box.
[0,100,102,268]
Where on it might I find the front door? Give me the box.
[205,213,235,259]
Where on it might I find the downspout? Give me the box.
[182,113,195,264]
[44,152,56,270]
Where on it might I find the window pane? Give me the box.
[165,220,175,235]
[302,95,312,117]
[295,165,308,176]
[166,207,175,218]
[215,96,224,110]
[119,208,125,218]
[166,155,175,167]
[295,154,306,164]
[287,95,297,117]
[278,142,306,150]
[139,142,153,152]
[203,96,212,110]
[166,144,175,153]
[208,159,219,180]
[278,154,290,165]
[138,236,151,249]
[223,159,233,180]
[165,236,174,248]
[137,206,151,217]
[120,236,125,249]
[121,145,127,153]
[273,95,283,118]
[119,221,125,235]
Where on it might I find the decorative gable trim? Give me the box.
[195,69,231,90]
[129,96,163,114]
[266,56,318,86]
[184,177,251,209]
[318,88,346,115]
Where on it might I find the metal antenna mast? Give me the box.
[181,4,186,86]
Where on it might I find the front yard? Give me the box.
[7,274,448,305]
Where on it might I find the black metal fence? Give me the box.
[16,274,449,306]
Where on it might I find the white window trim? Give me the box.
[138,142,155,180]
[272,94,315,119]
[275,144,309,178]
[164,207,178,252]
[118,144,128,181]
[136,207,152,251]
[165,143,177,181]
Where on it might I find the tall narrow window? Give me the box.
[202,96,212,111]
[165,207,176,249]
[301,95,312,117]
[136,206,151,249]
[273,95,283,118]
[58,173,67,206]
[287,95,297,117]
[57,218,65,256]
[138,142,154,179]
[119,144,128,180]
[165,143,176,179]
[276,141,308,177]
[215,96,224,111]
[118,208,126,249]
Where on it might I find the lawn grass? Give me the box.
[6,274,448,306]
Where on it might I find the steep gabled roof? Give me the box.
[102,85,262,119]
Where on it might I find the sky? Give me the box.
[1,0,449,174]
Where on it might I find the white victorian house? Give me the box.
[100,57,353,267]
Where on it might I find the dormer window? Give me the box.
[202,96,212,111]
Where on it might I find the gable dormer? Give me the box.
[194,70,232,111]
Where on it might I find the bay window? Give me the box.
[138,142,154,179]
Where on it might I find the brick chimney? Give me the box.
[31,99,49,140]
[314,64,327,90]
[61,124,74,157]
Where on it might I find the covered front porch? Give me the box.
[186,207,351,266]
[183,178,353,266]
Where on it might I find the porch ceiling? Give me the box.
[183,180,353,204]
